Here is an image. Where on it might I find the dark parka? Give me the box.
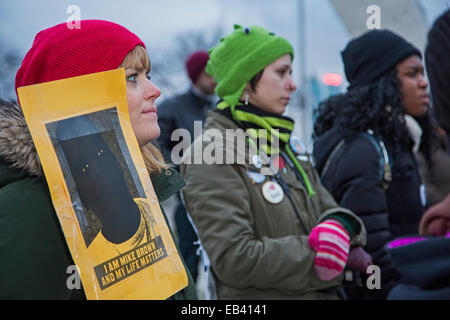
[0,101,197,300]
[313,126,426,299]
[181,111,367,300]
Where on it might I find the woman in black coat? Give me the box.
[313,30,430,300]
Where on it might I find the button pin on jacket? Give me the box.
[271,155,287,174]
[247,170,266,184]
[252,154,262,169]
[262,181,284,204]
[289,136,307,155]
[419,184,427,207]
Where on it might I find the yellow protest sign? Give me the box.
[17,69,187,299]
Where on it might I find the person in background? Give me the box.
[426,9,450,143]
[158,50,216,163]
[0,20,196,299]
[413,113,450,207]
[385,9,450,300]
[157,50,216,282]
[313,29,429,300]
[422,9,450,222]
[181,25,368,300]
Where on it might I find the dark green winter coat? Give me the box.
[181,111,367,300]
[0,101,196,300]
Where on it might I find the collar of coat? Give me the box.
[0,100,183,201]
[197,109,316,197]
[0,100,41,177]
[216,100,295,148]
[214,101,315,196]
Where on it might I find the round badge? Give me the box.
[296,155,310,162]
[289,136,306,154]
[252,154,262,169]
[262,181,284,204]
[247,170,266,184]
[260,152,271,164]
[271,156,286,171]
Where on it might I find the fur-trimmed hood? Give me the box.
[0,100,42,177]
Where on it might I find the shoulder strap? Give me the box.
[358,130,392,189]
[320,139,345,180]
[320,130,392,189]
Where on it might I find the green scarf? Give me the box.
[217,100,315,197]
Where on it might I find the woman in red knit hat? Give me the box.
[0,20,196,299]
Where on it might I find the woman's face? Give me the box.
[396,55,429,117]
[247,54,297,115]
[125,65,161,147]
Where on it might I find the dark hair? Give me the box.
[425,9,450,133]
[249,69,265,92]
[313,68,412,151]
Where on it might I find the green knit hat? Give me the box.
[206,24,294,107]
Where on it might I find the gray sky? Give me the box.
[0,0,347,75]
[0,0,448,100]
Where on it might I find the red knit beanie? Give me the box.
[185,50,209,84]
[15,19,145,102]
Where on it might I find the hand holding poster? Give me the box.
[17,69,188,299]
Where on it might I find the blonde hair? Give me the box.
[120,45,150,73]
[120,45,168,174]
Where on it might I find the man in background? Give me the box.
[157,50,216,282]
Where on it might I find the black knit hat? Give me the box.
[425,9,450,133]
[341,29,422,90]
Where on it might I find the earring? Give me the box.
[245,92,249,106]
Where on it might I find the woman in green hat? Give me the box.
[180,25,369,300]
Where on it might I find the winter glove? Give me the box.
[308,219,350,281]
[346,246,373,272]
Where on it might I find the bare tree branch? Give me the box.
[151,24,225,98]
[0,43,21,100]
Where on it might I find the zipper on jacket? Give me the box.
[273,172,308,235]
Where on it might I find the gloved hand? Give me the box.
[308,219,350,281]
[346,246,373,272]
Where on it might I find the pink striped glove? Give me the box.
[308,219,350,281]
